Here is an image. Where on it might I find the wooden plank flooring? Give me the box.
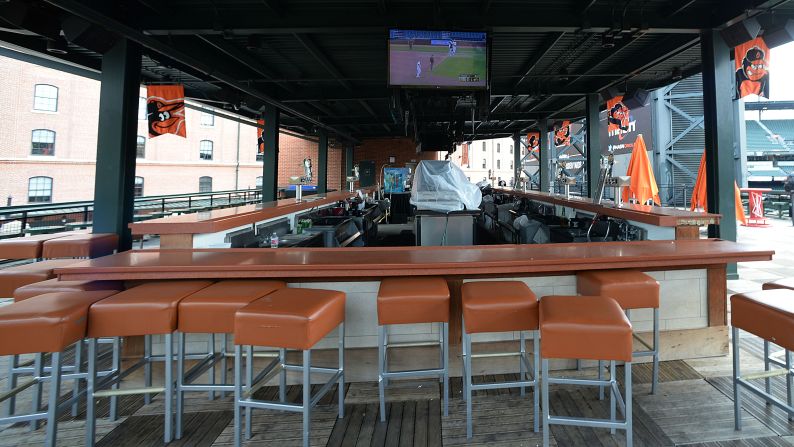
[2,360,794,446]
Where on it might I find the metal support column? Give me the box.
[261,105,280,202]
[585,94,602,198]
[92,39,141,251]
[701,31,738,245]
[513,132,521,186]
[734,98,748,188]
[345,145,354,184]
[539,118,551,192]
[317,131,328,194]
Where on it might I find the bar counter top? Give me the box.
[128,189,370,236]
[494,188,720,227]
[55,239,772,281]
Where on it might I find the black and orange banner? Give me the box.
[146,85,186,138]
[554,121,571,148]
[735,37,770,99]
[257,119,265,155]
[606,96,631,140]
[527,132,540,153]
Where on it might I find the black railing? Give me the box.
[0,189,262,239]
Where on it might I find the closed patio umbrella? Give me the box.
[621,134,661,205]
[689,150,747,225]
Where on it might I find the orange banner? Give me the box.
[735,37,770,99]
[527,132,540,153]
[461,142,470,166]
[257,119,265,155]
[606,95,630,140]
[146,85,186,138]
[554,121,571,147]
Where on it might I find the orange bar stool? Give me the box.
[577,270,661,395]
[0,233,67,261]
[377,277,450,422]
[540,295,634,447]
[41,232,119,259]
[0,290,119,447]
[731,289,794,430]
[233,288,346,447]
[763,278,794,291]
[84,280,213,444]
[174,279,285,439]
[760,279,794,392]
[0,259,81,298]
[461,280,540,438]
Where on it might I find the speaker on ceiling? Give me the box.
[600,86,623,102]
[763,20,794,48]
[720,17,762,48]
[622,88,651,109]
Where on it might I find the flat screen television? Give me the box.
[388,29,488,89]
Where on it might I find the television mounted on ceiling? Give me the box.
[388,29,488,89]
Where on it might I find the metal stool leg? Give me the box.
[144,334,152,405]
[30,353,43,431]
[176,332,186,439]
[208,333,216,400]
[786,349,793,421]
[44,352,62,447]
[626,361,633,447]
[233,345,242,447]
[464,329,473,439]
[461,318,468,403]
[338,323,345,419]
[164,333,174,443]
[303,349,312,447]
[378,324,387,422]
[279,348,287,403]
[651,308,660,395]
[442,322,449,417]
[5,355,18,417]
[109,337,121,421]
[71,341,82,417]
[245,345,253,439]
[221,333,229,398]
[85,339,98,447]
[598,360,605,400]
[733,326,742,431]
[610,360,616,434]
[542,359,550,447]
[533,330,540,433]
[764,340,772,396]
[519,331,526,397]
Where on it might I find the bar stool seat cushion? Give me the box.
[577,270,660,310]
[462,281,538,334]
[178,279,286,333]
[0,259,80,297]
[762,278,794,291]
[377,277,450,325]
[87,280,214,338]
[0,290,120,355]
[41,233,119,259]
[235,288,345,350]
[731,289,794,352]
[13,278,124,302]
[540,295,633,362]
[0,234,67,260]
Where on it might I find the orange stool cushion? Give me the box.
[731,289,794,352]
[0,234,68,260]
[577,270,659,310]
[13,278,124,302]
[87,280,213,338]
[462,281,538,334]
[235,288,345,350]
[763,278,794,291]
[41,233,118,259]
[0,259,80,297]
[540,295,633,362]
[377,277,450,325]
[0,290,120,355]
[178,280,285,334]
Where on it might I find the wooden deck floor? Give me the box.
[1,336,794,447]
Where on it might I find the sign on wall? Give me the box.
[598,95,653,156]
[553,121,571,147]
[146,84,186,138]
[735,37,770,99]
[527,132,540,154]
[256,119,265,155]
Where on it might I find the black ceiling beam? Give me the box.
[42,0,357,143]
[514,32,566,89]
[563,33,647,88]
[0,43,100,80]
[663,0,698,17]
[580,0,598,14]
[293,33,352,91]
[261,0,285,16]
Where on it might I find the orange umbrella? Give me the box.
[621,134,661,205]
[689,149,747,225]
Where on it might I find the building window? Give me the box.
[497,159,501,169]
[136,136,146,159]
[138,96,147,120]
[510,145,513,154]
[255,176,263,188]
[482,142,486,152]
[510,160,514,170]
[134,176,144,198]
[31,129,56,156]
[482,159,486,169]
[28,176,52,203]
[200,112,215,127]
[33,84,58,112]
[496,143,500,153]
[199,140,213,160]
[199,176,213,193]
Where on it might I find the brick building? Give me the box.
[0,55,343,205]
[448,137,522,185]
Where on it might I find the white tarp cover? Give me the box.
[410,160,483,212]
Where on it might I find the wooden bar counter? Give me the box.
[494,188,720,240]
[129,189,370,249]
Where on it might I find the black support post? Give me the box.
[345,145,354,178]
[513,132,521,186]
[92,39,141,251]
[585,94,602,198]
[317,131,328,194]
[539,118,551,192]
[261,105,280,202]
[701,30,738,277]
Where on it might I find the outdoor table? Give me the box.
[740,188,772,227]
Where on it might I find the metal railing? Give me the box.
[0,189,262,239]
